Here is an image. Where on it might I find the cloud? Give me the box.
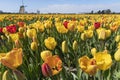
[39,3,120,13]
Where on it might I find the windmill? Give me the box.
[19,0,27,13]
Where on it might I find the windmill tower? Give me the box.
[19,0,25,13]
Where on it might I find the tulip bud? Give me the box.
[114,49,120,61]
[6,35,12,43]
[31,41,38,51]
[98,29,106,40]
[2,28,8,34]
[13,70,26,80]
[18,27,24,33]
[115,35,120,42]
[91,48,97,56]
[0,72,2,80]
[88,25,94,30]
[2,70,13,80]
[62,41,68,53]
[15,40,22,48]
[23,32,26,38]
[1,35,5,40]
[18,32,24,39]
[81,33,86,41]
[73,40,78,51]
[41,50,52,61]
[117,42,120,49]
[41,63,52,77]
[105,30,111,38]
[86,30,93,38]
[103,47,108,53]
[32,37,38,43]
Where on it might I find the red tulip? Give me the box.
[0,27,3,33]
[63,21,69,29]
[94,22,101,29]
[41,63,52,77]
[6,25,17,33]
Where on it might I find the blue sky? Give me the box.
[0,0,120,13]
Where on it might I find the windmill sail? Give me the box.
[19,0,25,13]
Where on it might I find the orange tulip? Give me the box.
[43,55,62,76]
[0,48,23,70]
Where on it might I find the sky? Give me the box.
[0,0,120,13]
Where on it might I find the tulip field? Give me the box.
[0,14,120,80]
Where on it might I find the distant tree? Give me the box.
[101,10,105,14]
[91,10,94,14]
[97,10,101,14]
[0,10,3,13]
[96,9,112,14]
[106,9,111,14]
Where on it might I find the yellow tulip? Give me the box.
[55,18,60,22]
[105,29,111,38]
[33,21,44,32]
[44,20,52,28]
[2,70,13,80]
[41,50,52,61]
[44,37,57,50]
[9,33,19,42]
[117,42,120,49]
[94,51,112,70]
[62,41,68,53]
[85,30,93,38]
[78,56,97,75]
[115,35,120,42]
[77,25,84,32]
[80,20,85,26]
[56,23,68,33]
[26,29,36,38]
[91,48,97,56]
[31,41,38,51]
[81,33,86,41]
[0,48,23,69]
[18,27,24,33]
[88,25,94,30]
[114,48,120,61]
[2,27,8,34]
[73,40,78,51]
[97,28,106,40]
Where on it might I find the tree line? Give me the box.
[90,9,119,14]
